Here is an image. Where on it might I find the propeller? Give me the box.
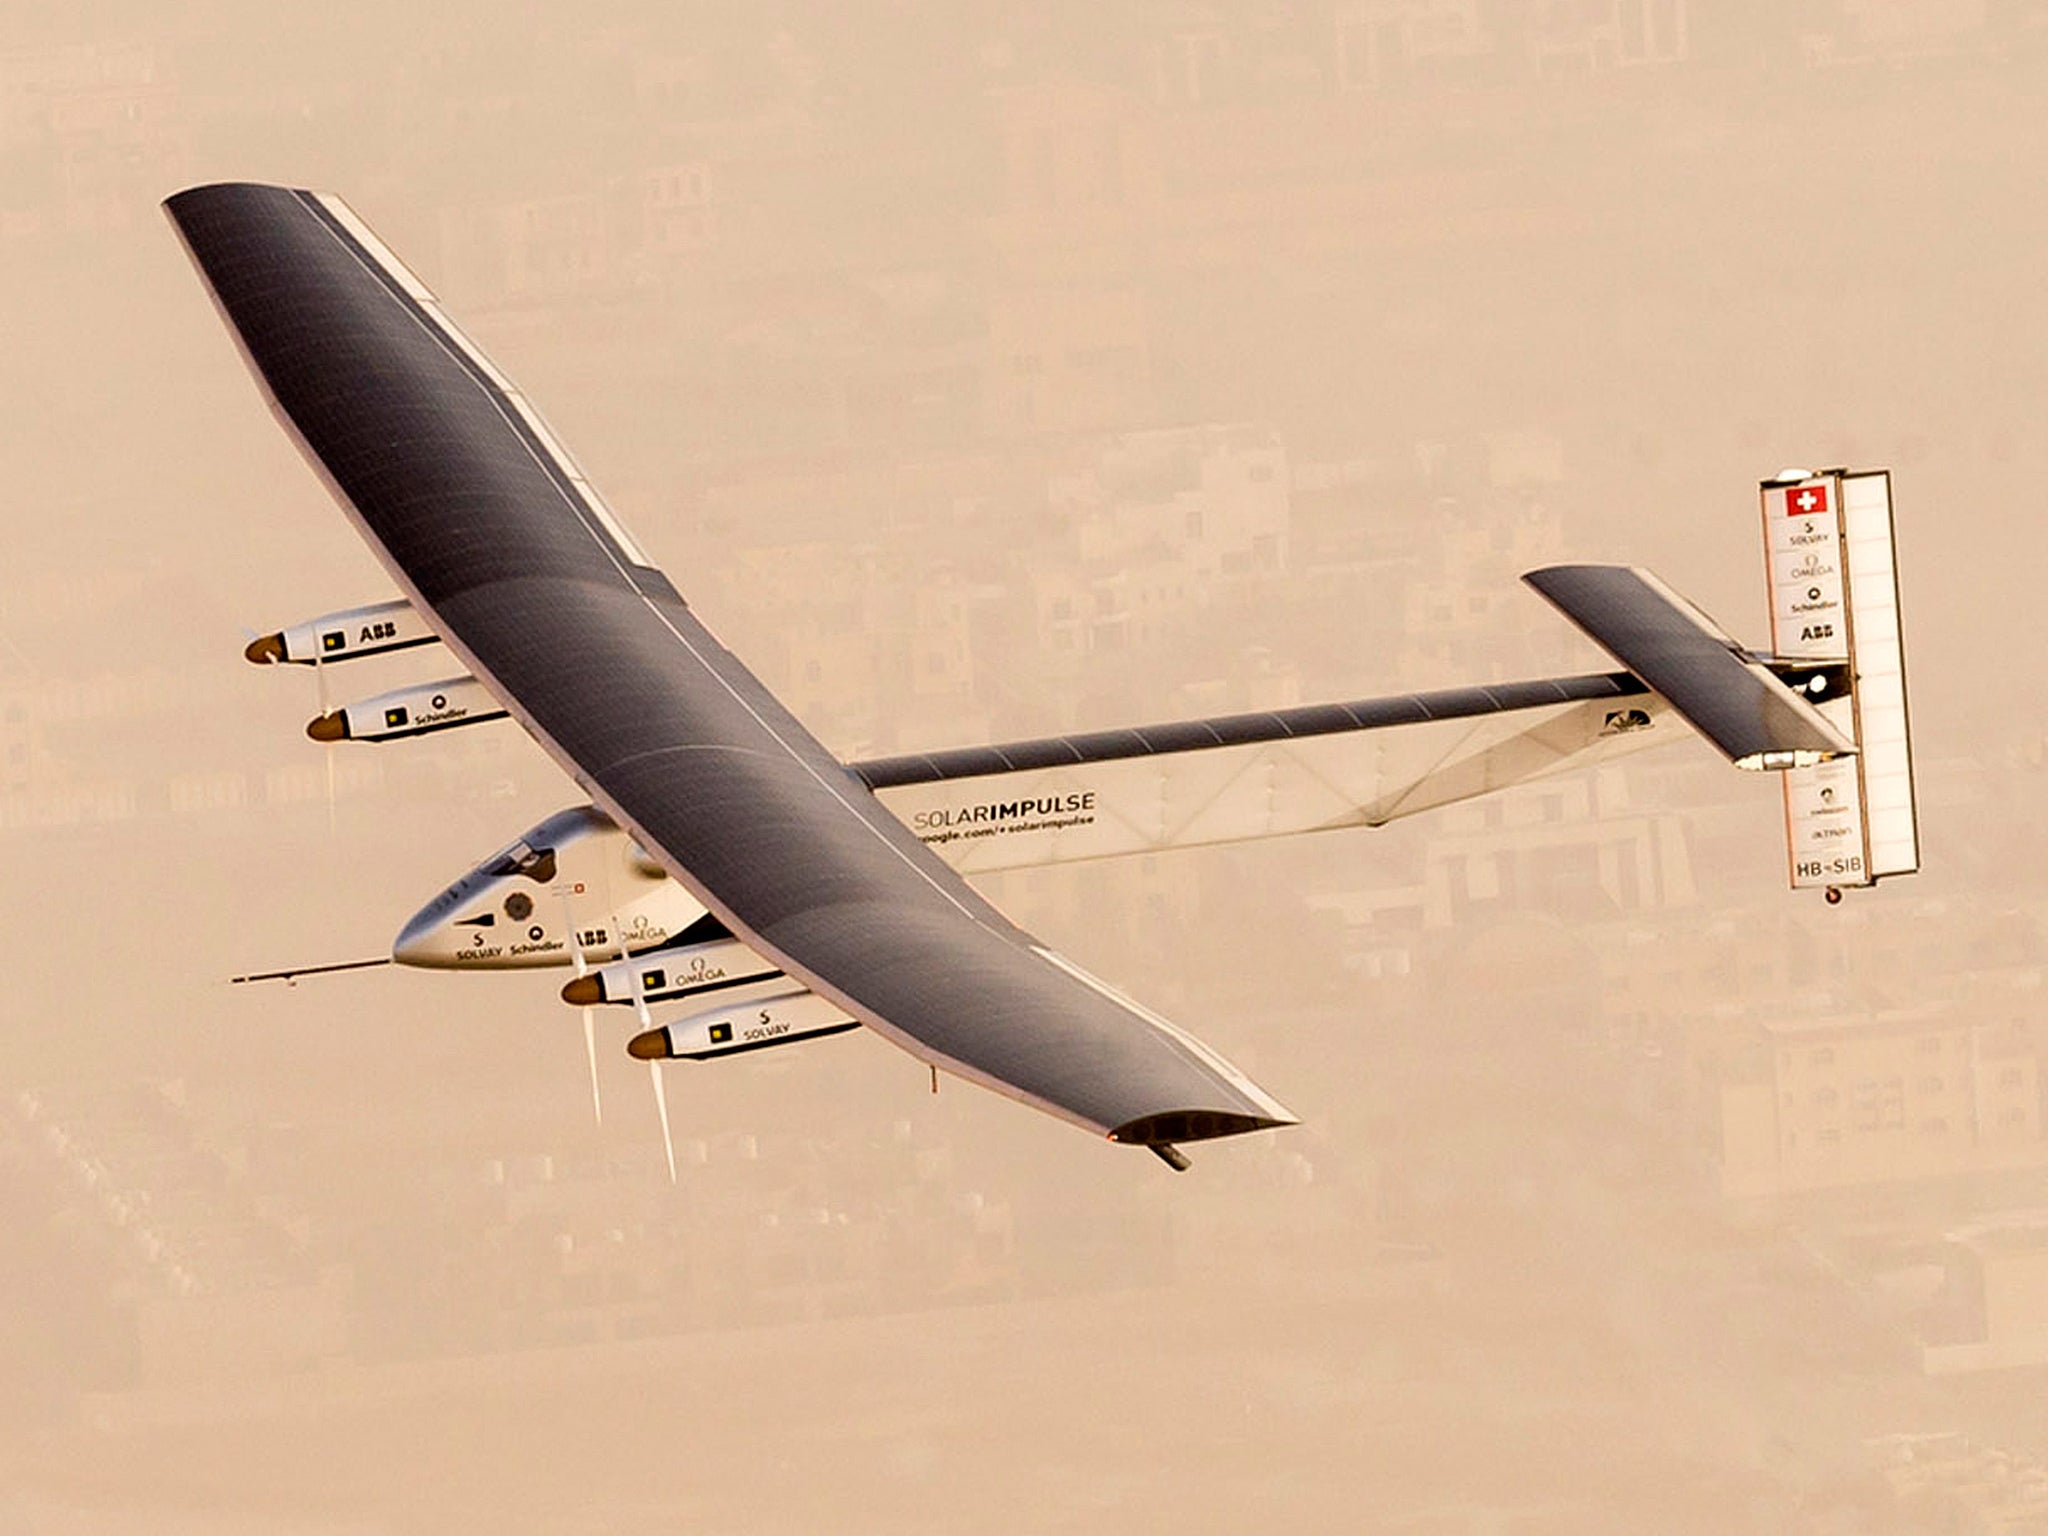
[583,1012,602,1125]
[312,647,336,835]
[244,621,338,832]
[650,1061,678,1185]
[559,891,602,1125]
[619,922,677,1184]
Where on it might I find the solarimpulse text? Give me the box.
[912,792,1096,845]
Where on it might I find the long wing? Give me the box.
[166,182,1292,1152]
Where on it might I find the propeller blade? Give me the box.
[560,891,589,977]
[309,647,337,832]
[557,891,603,1125]
[649,1062,677,1184]
[619,916,652,1027]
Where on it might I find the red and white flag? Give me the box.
[1784,482,1830,518]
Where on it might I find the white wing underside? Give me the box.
[882,694,1675,876]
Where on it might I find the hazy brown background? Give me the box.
[4,3,2046,1532]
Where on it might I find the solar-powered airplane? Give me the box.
[169,183,1918,1172]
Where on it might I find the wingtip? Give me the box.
[1109,1109,1297,1147]
[162,181,321,228]
[166,179,297,202]
[162,181,238,218]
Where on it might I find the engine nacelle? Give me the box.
[307,674,504,743]
[392,805,706,969]
[627,986,859,1061]
[561,934,781,1008]
[246,599,438,666]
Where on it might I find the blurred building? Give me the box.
[1705,987,2047,1201]
[8,1083,345,1387]
[1335,0,1497,93]
[1525,0,1690,74]
[1869,1431,2048,1530]
[0,42,188,237]
[438,190,618,303]
[1426,768,1695,927]
[1920,1214,2048,1375]
[1844,0,1992,59]
[328,1116,1188,1359]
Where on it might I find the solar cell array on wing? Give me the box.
[165,182,1294,1160]
[1523,565,1855,770]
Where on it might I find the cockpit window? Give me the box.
[483,840,557,885]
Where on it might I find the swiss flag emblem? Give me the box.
[1785,483,1829,518]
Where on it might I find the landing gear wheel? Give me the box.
[1824,886,1844,906]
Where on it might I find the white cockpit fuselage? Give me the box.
[392,804,705,970]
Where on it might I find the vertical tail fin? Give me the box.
[1761,470,1920,896]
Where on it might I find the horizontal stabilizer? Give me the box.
[1523,565,1854,770]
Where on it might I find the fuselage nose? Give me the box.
[391,878,480,968]
[389,804,693,972]
[392,868,577,970]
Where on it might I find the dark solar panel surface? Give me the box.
[1524,566,1852,764]
[167,182,1291,1145]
